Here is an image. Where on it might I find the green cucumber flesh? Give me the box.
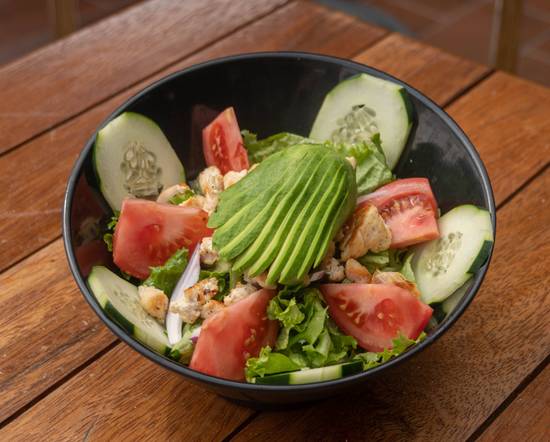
[254,361,362,385]
[309,73,412,169]
[87,266,170,355]
[93,112,184,211]
[413,205,493,304]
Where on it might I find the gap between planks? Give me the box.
[5,68,547,430]
[468,354,550,441]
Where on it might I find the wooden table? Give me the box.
[0,1,548,440]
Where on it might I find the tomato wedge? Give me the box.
[190,289,278,381]
[113,198,211,279]
[357,178,439,248]
[202,107,249,174]
[320,284,432,352]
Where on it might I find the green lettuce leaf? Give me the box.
[264,288,357,370]
[168,189,194,205]
[144,248,188,294]
[102,211,120,252]
[353,332,427,370]
[329,135,393,195]
[358,249,410,273]
[399,253,416,282]
[245,346,302,381]
[242,131,313,163]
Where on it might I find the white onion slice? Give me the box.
[190,326,202,344]
[166,247,201,345]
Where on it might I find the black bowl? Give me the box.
[63,52,496,406]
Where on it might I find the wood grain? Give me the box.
[447,72,550,205]
[354,33,490,106]
[479,363,550,442]
[0,0,383,422]
[230,170,550,441]
[0,0,288,154]
[0,345,253,441]
[3,165,549,442]
[0,0,385,272]
[0,240,115,423]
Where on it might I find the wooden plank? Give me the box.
[447,72,550,205]
[0,0,385,272]
[0,240,115,423]
[354,33,490,106]
[478,364,550,442]
[0,0,287,154]
[3,161,549,441]
[0,1,384,422]
[0,346,253,441]
[228,169,550,441]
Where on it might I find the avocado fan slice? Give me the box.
[232,156,322,272]
[210,144,357,285]
[208,147,308,228]
[267,161,341,285]
[226,155,316,271]
[279,167,347,284]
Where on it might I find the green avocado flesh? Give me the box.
[210,144,357,285]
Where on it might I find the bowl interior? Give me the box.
[64,53,495,404]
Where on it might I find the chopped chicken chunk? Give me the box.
[170,278,219,324]
[320,241,336,268]
[224,283,257,306]
[345,259,372,283]
[339,204,392,260]
[156,183,190,204]
[201,300,225,319]
[323,257,345,282]
[198,166,224,196]
[138,285,168,320]
[245,272,277,289]
[199,237,219,265]
[202,194,219,215]
[223,170,247,189]
[372,270,421,297]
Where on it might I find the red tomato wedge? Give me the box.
[357,178,439,248]
[113,198,211,279]
[190,289,278,381]
[320,284,432,352]
[202,107,249,174]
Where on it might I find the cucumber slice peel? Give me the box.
[253,361,362,385]
[413,205,493,304]
[88,266,171,355]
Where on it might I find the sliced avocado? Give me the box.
[243,154,332,277]
[227,158,314,271]
[208,148,308,228]
[280,169,346,283]
[273,164,341,285]
[211,144,356,285]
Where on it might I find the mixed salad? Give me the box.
[87,73,493,384]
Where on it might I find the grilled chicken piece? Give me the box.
[339,204,391,260]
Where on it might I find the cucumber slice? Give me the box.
[413,205,493,304]
[88,266,171,355]
[93,112,185,210]
[442,280,474,316]
[254,361,362,385]
[309,73,413,169]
